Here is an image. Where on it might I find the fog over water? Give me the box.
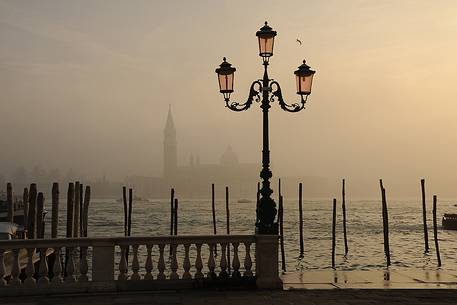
[1,1,457,198]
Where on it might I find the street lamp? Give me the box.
[215,22,316,234]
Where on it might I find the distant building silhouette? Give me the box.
[163,105,177,180]
[124,107,328,199]
[125,107,259,198]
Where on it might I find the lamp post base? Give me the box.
[255,234,282,289]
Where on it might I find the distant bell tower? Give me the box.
[163,105,177,179]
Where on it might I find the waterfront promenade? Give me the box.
[2,287,457,305]
[3,270,457,305]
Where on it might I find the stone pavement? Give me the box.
[3,270,457,305]
[282,269,457,289]
[3,289,457,305]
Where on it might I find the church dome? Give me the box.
[220,145,239,166]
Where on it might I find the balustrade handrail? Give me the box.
[0,234,256,249]
[0,234,281,292]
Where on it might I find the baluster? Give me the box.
[37,248,49,285]
[232,242,241,278]
[131,244,140,280]
[243,242,253,277]
[78,246,89,282]
[0,249,6,286]
[157,244,166,280]
[207,243,216,279]
[52,247,63,284]
[194,243,203,279]
[65,247,76,283]
[182,244,191,279]
[24,248,36,287]
[170,244,179,280]
[10,248,21,286]
[118,245,128,281]
[219,242,228,278]
[144,244,153,280]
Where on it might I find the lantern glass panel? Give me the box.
[296,74,314,95]
[258,36,274,57]
[218,73,234,93]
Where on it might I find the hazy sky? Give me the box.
[1,0,457,197]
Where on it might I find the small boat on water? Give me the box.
[237,199,253,203]
[0,222,21,240]
[0,191,26,224]
[116,196,149,203]
[442,213,457,230]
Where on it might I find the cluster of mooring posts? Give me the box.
[65,182,92,239]
[372,179,441,268]
[166,184,231,259]
[0,182,92,287]
[282,178,442,271]
[162,177,443,273]
[0,182,91,240]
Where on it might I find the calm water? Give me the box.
[48,197,457,272]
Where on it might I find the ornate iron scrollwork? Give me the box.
[225,81,262,112]
[270,81,307,113]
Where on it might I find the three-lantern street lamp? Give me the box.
[215,22,316,234]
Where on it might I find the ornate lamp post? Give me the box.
[215,22,316,234]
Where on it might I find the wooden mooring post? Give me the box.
[74,181,80,237]
[342,179,348,256]
[79,183,84,236]
[6,183,13,223]
[169,188,174,256]
[298,182,304,257]
[82,186,91,237]
[433,195,442,267]
[379,179,391,267]
[128,188,133,237]
[66,183,74,238]
[36,192,44,238]
[279,194,286,272]
[122,186,128,237]
[211,183,217,255]
[50,184,58,277]
[125,188,133,263]
[170,188,175,236]
[257,182,260,204]
[23,187,29,239]
[332,198,337,269]
[421,179,430,253]
[28,183,37,239]
[278,178,281,201]
[51,183,59,238]
[174,198,178,235]
[278,178,286,272]
[225,186,230,273]
[65,182,75,275]
[211,184,217,235]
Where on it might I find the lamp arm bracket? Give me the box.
[225,80,262,112]
[270,81,307,113]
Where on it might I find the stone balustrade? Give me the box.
[0,235,281,295]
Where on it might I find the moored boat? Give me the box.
[442,213,457,230]
[0,222,21,240]
[237,199,253,203]
[116,196,149,203]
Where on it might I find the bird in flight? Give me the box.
[296,38,302,46]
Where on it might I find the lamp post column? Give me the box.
[257,62,278,235]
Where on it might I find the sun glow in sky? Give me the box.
[1,0,457,197]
